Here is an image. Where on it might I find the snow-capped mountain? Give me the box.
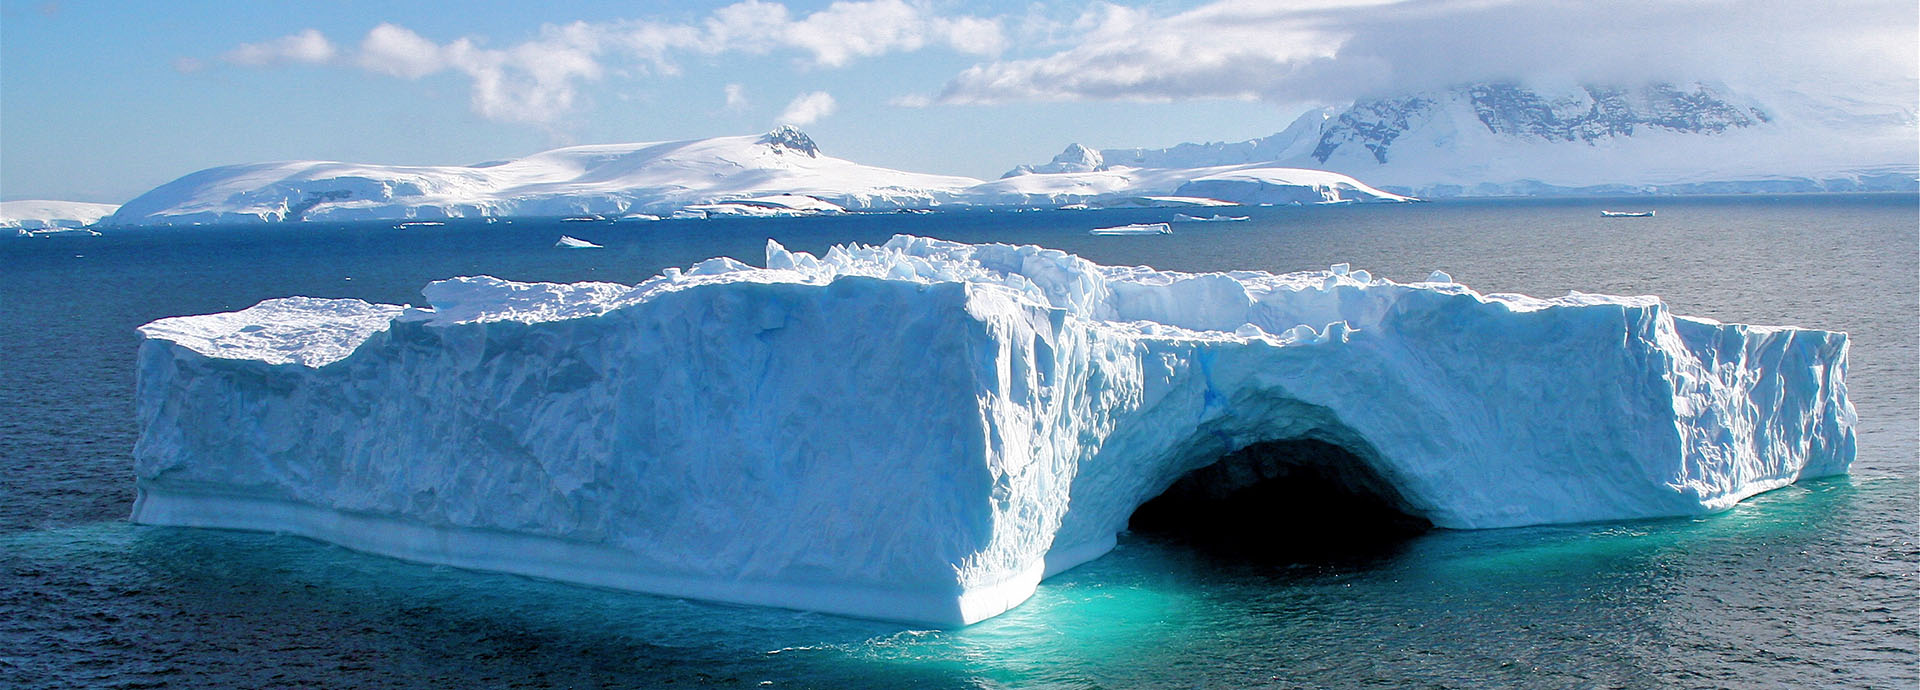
[1021,82,1918,197]
[1003,143,1107,176]
[104,126,1409,227]
[106,126,983,226]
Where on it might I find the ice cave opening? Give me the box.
[1127,439,1433,563]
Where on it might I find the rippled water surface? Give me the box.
[2,194,1914,688]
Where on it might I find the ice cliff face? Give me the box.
[1027,81,1916,196]
[132,236,1855,625]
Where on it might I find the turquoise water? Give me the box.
[2,195,1914,688]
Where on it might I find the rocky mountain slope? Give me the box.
[1016,82,1917,196]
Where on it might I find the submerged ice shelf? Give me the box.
[132,236,1856,625]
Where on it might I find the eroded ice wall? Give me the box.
[132,236,1855,625]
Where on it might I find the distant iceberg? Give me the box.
[15,226,102,237]
[1088,222,1171,235]
[1173,214,1250,223]
[132,236,1854,625]
[554,235,602,249]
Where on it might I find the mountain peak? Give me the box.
[1001,142,1106,178]
[761,125,820,158]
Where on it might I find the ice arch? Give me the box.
[1126,437,1431,558]
[132,236,1855,626]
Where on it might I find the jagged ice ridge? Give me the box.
[132,236,1855,624]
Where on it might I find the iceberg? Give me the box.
[1173,214,1250,223]
[554,235,602,249]
[131,236,1854,625]
[16,226,102,237]
[1088,222,1172,236]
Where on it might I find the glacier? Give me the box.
[2,199,120,231]
[131,236,1855,625]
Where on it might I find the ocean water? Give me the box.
[2,194,1914,688]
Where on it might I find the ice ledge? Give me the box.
[136,297,407,367]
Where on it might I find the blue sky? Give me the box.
[3,0,1913,203]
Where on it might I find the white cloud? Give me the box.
[445,32,604,125]
[345,23,603,125]
[931,15,1006,56]
[724,83,749,110]
[222,29,337,67]
[778,91,836,125]
[213,2,1004,126]
[357,23,444,78]
[781,0,1004,67]
[931,0,1920,108]
[698,0,792,57]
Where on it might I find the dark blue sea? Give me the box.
[3,195,1915,688]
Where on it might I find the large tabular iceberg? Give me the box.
[132,236,1855,625]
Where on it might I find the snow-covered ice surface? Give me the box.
[131,236,1855,625]
[1,200,119,230]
